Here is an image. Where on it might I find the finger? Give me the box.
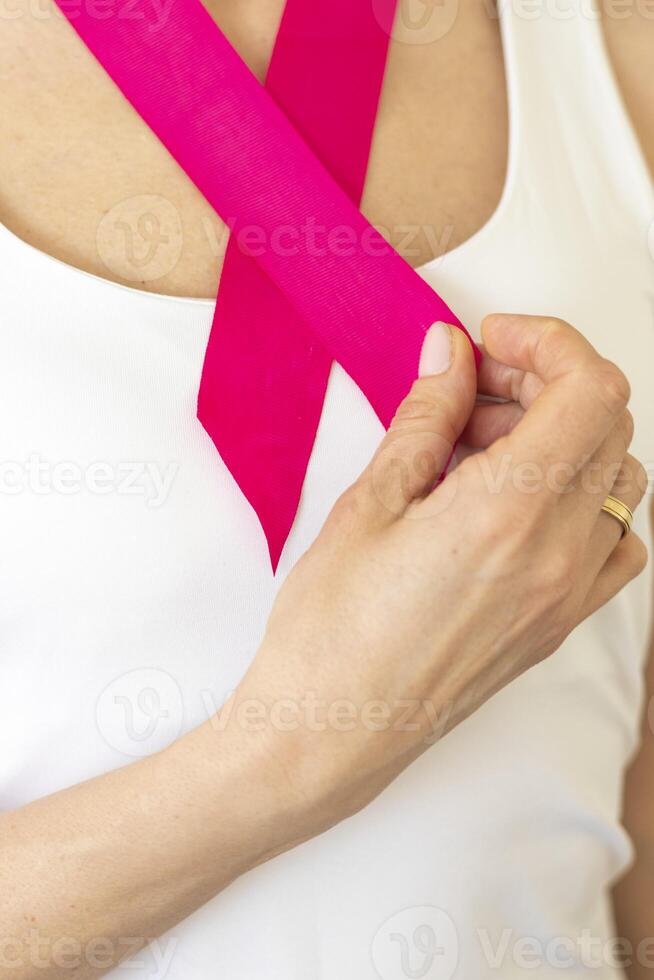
[579,453,648,580]
[361,322,477,518]
[477,347,544,408]
[482,314,631,474]
[569,411,635,509]
[462,400,524,448]
[579,533,648,621]
[549,412,636,523]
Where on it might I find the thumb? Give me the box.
[365,322,478,517]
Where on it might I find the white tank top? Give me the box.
[1,0,653,976]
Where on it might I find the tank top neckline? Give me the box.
[0,0,651,309]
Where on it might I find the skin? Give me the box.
[0,315,647,978]
[0,0,653,974]
[0,0,508,292]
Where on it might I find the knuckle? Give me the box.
[617,410,635,451]
[534,317,571,361]
[542,316,570,338]
[392,379,457,444]
[624,535,649,578]
[393,378,439,421]
[329,481,367,528]
[393,393,434,425]
[612,408,635,461]
[396,378,436,418]
[613,453,648,505]
[628,457,649,501]
[592,359,631,414]
[635,459,649,497]
[541,553,577,605]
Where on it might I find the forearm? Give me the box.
[0,710,306,980]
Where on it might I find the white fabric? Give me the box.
[1,0,654,976]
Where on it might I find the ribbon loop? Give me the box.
[53,0,480,568]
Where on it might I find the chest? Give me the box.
[0,0,504,296]
[0,0,653,299]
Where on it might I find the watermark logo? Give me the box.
[374,0,461,44]
[371,906,459,980]
[370,433,460,519]
[96,194,183,284]
[96,668,184,757]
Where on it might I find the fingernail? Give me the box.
[419,322,453,377]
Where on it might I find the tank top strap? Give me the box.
[499,0,654,225]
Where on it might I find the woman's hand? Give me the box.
[4,314,647,980]
[235,313,648,837]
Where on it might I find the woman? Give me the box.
[0,0,652,977]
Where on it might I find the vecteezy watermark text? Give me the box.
[0,455,178,508]
[0,929,177,976]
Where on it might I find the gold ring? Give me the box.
[601,494,634,537]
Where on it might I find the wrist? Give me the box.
[165,698,320,880]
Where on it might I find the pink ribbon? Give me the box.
[204,0,401,570]
[54,0,480,568]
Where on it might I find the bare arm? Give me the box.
[1,316,646,980]
[0,716,308,980]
